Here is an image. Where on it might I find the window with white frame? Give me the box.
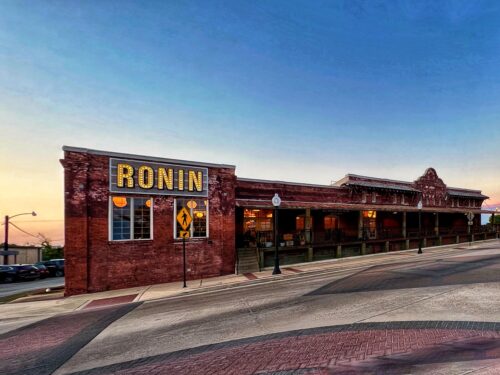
[174,198,208,238]
[110,196,153,240]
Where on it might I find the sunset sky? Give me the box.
[1,1,499,246]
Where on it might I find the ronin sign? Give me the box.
[109,158,208,197]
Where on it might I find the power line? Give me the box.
[10,219,63,223]
[8,222,43,240]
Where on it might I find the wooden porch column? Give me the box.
[435,213,439,236]
[305,208,312,244]
[402,212,407,238]
[358,211,363,239]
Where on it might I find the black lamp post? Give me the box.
[3,211,37,265]
[272,193,282,275]
[417,199,423,254]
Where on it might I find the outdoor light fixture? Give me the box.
[145,199,151,208]
[112,196,127,208]
[187,200,197,209]
[3,211,37,265]
[417,199,423,254]
[272,193,282,275]
[363,210,376,219]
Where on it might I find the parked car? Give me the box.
[0,265,17,283]
[9,264,40,281]
[33,263,50,279]
[40,259,65,277]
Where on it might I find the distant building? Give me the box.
[0,245,42,265]
[61,146,496,296]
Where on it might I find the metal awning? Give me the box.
[236,199,490,214]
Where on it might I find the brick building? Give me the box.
[61,146,495,295]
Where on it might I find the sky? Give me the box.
[1,0,499,246]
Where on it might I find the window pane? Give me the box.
[176,198,208,238]
[133,198,152,239]
[192,199,207,237]
[112,197,131,240]
[243,209,273,247]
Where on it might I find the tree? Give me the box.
[39,234,64,260]
[489,214,500,225]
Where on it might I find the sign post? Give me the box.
[272,193,282,275]
[176,207,192,288]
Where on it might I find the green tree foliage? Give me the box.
[489,214,500,225]
[39,236,64,261]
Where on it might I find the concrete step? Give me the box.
[237,248,260,274]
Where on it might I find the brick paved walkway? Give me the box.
[69,321,500,375]
[0,303,141,375]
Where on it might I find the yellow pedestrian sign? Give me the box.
[179,231,190,238]
[177,207,192,231]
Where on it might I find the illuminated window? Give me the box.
[243,209,273,247]
[362,210,377,219]
[324,215,336,230]
[110,197,152,241]
[175,198,208,238]
[296,216,305,231]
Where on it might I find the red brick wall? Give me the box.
[61,151,236,296]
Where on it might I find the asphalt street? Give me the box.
[2,242,500,374]
[0,277,64,298]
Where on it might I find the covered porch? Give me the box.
[235,201,497,272]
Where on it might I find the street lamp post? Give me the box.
[495,208,499,238]
[417,199,423,254]
[272,193,282,275]
[466,212,474,246]
[3,211,37,265]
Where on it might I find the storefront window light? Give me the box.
[110,197,153,241]
[112,196,128,208]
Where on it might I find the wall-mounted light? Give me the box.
[112,196,127,208]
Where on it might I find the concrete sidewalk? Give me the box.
[0,239,497,332]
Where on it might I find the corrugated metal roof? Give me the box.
[447,189,488,199]
[344,180,419,192]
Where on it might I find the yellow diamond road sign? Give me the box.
[177,207,192,231]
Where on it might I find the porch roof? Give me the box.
[236,199,490,214]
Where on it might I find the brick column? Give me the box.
[60,152,90,296]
